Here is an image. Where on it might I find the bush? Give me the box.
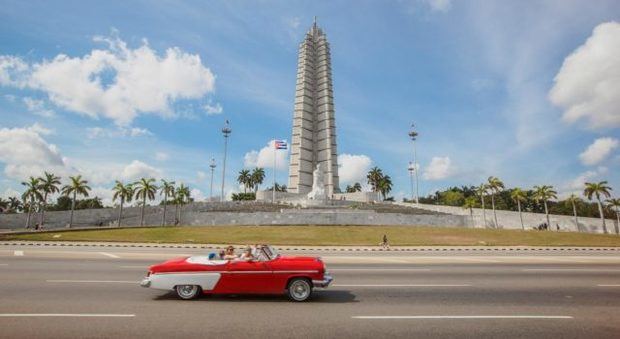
[231,193,256,201]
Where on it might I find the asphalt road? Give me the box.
[1,245,619,338]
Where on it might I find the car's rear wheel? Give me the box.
[175,285,201,300]
[287,278,312,302]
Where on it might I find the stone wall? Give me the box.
[399,202,619,234]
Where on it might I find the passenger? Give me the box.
[218,250,226,260]
[223,246,237,260]
[239,246,255,261]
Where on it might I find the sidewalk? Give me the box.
[1,240,619,252]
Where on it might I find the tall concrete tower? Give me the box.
[288,19,340,196]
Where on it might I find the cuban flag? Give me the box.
[274,140,288,150]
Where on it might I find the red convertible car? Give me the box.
[141,245,332,301]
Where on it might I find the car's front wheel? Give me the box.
[287,278,312,302]
[175,285,201,300]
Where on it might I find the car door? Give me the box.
[218,260,275,294]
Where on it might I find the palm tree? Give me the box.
[0,198,8,213]
[176,184,190,225]
[605,198,620,235]
[462,196,477,226]
[112,181,133,227]
[352,182,362,192]
[38,172,61,227]
[565,194,582,232]
[8,197,22,213]
[476,184,488,227]
[487,176,504,228]
[377,175,393,201]
[510,188,527,230]
[584,181,612,234]
[366,167,384,193]
[61,175,91,228]
[251,168,266,193]
[22,177,42,228]
[134,178,157,226]
[533,185,557,231]
[159,180,175,226]
[237,169,251,193]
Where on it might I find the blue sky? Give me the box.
[1,0,619,204]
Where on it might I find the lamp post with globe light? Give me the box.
[209,158,216,201]
[220,120,231,202]
[408,124,419,204]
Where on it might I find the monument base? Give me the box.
[255,190,380,205]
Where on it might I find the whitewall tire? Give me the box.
[176,285,201,300]
[287,278,312,302]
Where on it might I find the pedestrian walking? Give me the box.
[380,234,389,250]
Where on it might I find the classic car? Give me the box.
[140,245,332,301]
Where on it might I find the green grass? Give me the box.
[2,226,620,246]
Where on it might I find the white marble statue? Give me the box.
[306,163,327,200]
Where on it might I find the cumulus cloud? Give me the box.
[204,101,223,115]
[86,126,152,139]
[549,22,620,129]
[0,124,68,180]
[1,187,21,199]
[565,166,608,195]
[425,0,452,12]
[0,34,216,125]
[579,137,619,166]
[120,160,162,181]
[190,188,205,202]
[423,156,456,180]
[243,140,288,169]
[23,97,55,117]
[337,154,372,184]
[155,152,169,161]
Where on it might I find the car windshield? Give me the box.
[262,245,279,260]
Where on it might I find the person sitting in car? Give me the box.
[239,246,255,261]
[223,246,237,260]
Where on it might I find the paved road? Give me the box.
[1,245,619,338]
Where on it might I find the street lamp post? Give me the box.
[408,124,419,204]
[209,158,216,202]
[220,120,231,202]
[408,161,415,203]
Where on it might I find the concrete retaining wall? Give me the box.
[399,202,619,234]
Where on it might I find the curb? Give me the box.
[1,241,619,252]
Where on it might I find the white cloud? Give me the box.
[0,124,68,180]
[0,34,216,125]
[1,188,20,199]
[155,152,169,161]
[423,156,456,180]
[287,17,301,29]
[204,101,223,115]
[23,97,55,117]
[549,21,620,129]
[197,171,207,182]
[426,0,452,12]
[337,154,372,184]
[243,140,288,170]
[190,188,205,202]
[564,166,608,197]
[89,186,115,207]
[121,160,162,181]
[86,126,152,139]
[579,137,619,166]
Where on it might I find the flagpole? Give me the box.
[272,140,276,203]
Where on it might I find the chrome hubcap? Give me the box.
[177,285,198,298]
[291,281,310,300]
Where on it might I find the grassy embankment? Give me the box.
[2,226,620,246]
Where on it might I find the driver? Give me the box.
[223,246,237,260]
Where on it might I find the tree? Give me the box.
[377,175,393,201]
[61,175,91,228]
[476,184,488,227]
[366,167,384,193]
[8,197,22,213]
[22,177,43,228]
[237,169,251,193]
[533,185,557,231]
[606,198,620,235]
[251,168,266,193]
[462,196,477,226]
[584,181,612,234]
[487,176,504,228]
[346,183,362,193]
[510,188,527,230]
[565,194,582,232]
[0,198,8,213]
[176,184,190,225]
[112,181,133,227]
[134,178,157,226]
[38,172,61,227]
[159,180,175,226]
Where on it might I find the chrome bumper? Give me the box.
[312,274,333,288]
[140,277,151,288]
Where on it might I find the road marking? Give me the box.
[119,265,148,268]
[597,284,620,287]
[425,257,501,263]
[13,250,23,256]
[0,314,135,317]
[335,284,471,287]
[330,268,431,272]
[352,315,573,320]
[0,263,8,266]
[46,280,138,284]
[523,269,620,272]
[98,252,120,258]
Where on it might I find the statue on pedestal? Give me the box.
[307,163,327,201]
